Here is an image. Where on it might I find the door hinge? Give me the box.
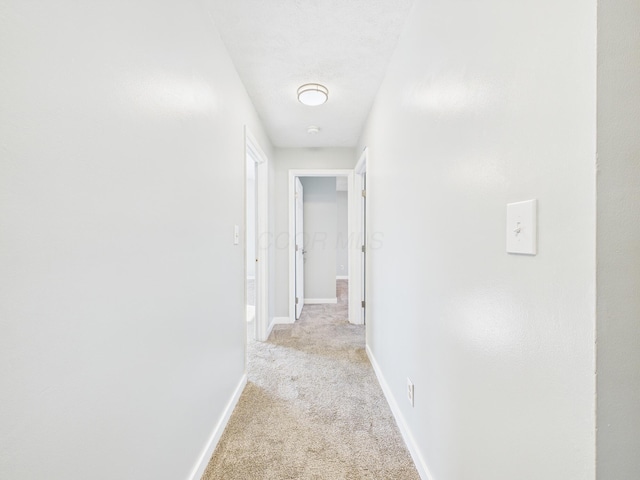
[295,245,299,252]
[361,245,366,253]
[361,300,366,308]
[362,189,366,197]
[295,297,299,305]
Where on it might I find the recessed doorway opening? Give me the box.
[245,128,269,342]
[287,166,365,325]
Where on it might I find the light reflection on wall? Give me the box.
[404,78,497,114]
[125,73,217,115]
[447,157,508,192]
[452,288,523,356]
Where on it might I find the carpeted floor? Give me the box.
[202,280,420,479]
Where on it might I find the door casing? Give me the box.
[287,168,363,324]
[294,177,305,319]
[245,127,270,341]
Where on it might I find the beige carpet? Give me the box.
[202,281,420,479]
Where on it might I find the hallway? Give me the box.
[203,281,419,479]
[2,0,638,478]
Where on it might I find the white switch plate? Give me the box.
[506,199,537,255]
[407,378,414,407]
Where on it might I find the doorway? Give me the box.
[245,128,269,341]
[354,149,367,325]
[287,169,363,325]
[294,177,305,319]
[245,154,257,340]
[294,176,346,316]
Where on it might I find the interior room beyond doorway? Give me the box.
[296,176,349,312]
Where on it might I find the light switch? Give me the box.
[234,225,240,245]
[506,199,537,255]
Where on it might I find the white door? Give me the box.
[295,178,305,319]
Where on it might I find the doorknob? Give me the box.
[302,249,307,255]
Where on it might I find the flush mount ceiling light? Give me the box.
[307,125,320,134]
[297,83,328,106]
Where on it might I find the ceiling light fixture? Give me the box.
[297,83,328,106]
[307,125,320,134]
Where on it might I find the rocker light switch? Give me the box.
[506,199,537,255]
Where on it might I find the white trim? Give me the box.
[245,127,270,342]
[245,130,267,164]
[288,168,357,324]
[304,298,337,304]
[350,148,368,326]
[354,146,368,174]
[272,316,295,325]
[188,374,247,480]
[366,346,432,480]
[265,317,275,339]
[336,275,349,280]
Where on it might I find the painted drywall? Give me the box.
[0,1,272,479]
[272,148,356,316]
[596,0,640,477]
[300,177,337,300]
[336,191,349,277]
[358,0,597,478]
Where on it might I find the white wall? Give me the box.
[596,0,640,477]
[272,148,356,317]
[300,177,337,300]
[0,1,272,479]
[359,0,597,479]
[336,191,349,277]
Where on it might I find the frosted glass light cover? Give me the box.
[297,84,328,106]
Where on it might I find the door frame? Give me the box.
[287,168,360,324]
[294,177,305,319]
[245,127,270,341]
[352,148,367,326]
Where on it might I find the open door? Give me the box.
[295,177,305,319]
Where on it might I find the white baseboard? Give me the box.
[272,316,294,325]
[304,298,337,304]
[188,374,247,480]
[366,345,433,480]
[266,318,276,339]
[336,275,349,280]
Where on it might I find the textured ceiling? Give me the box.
[204,0,415,148]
